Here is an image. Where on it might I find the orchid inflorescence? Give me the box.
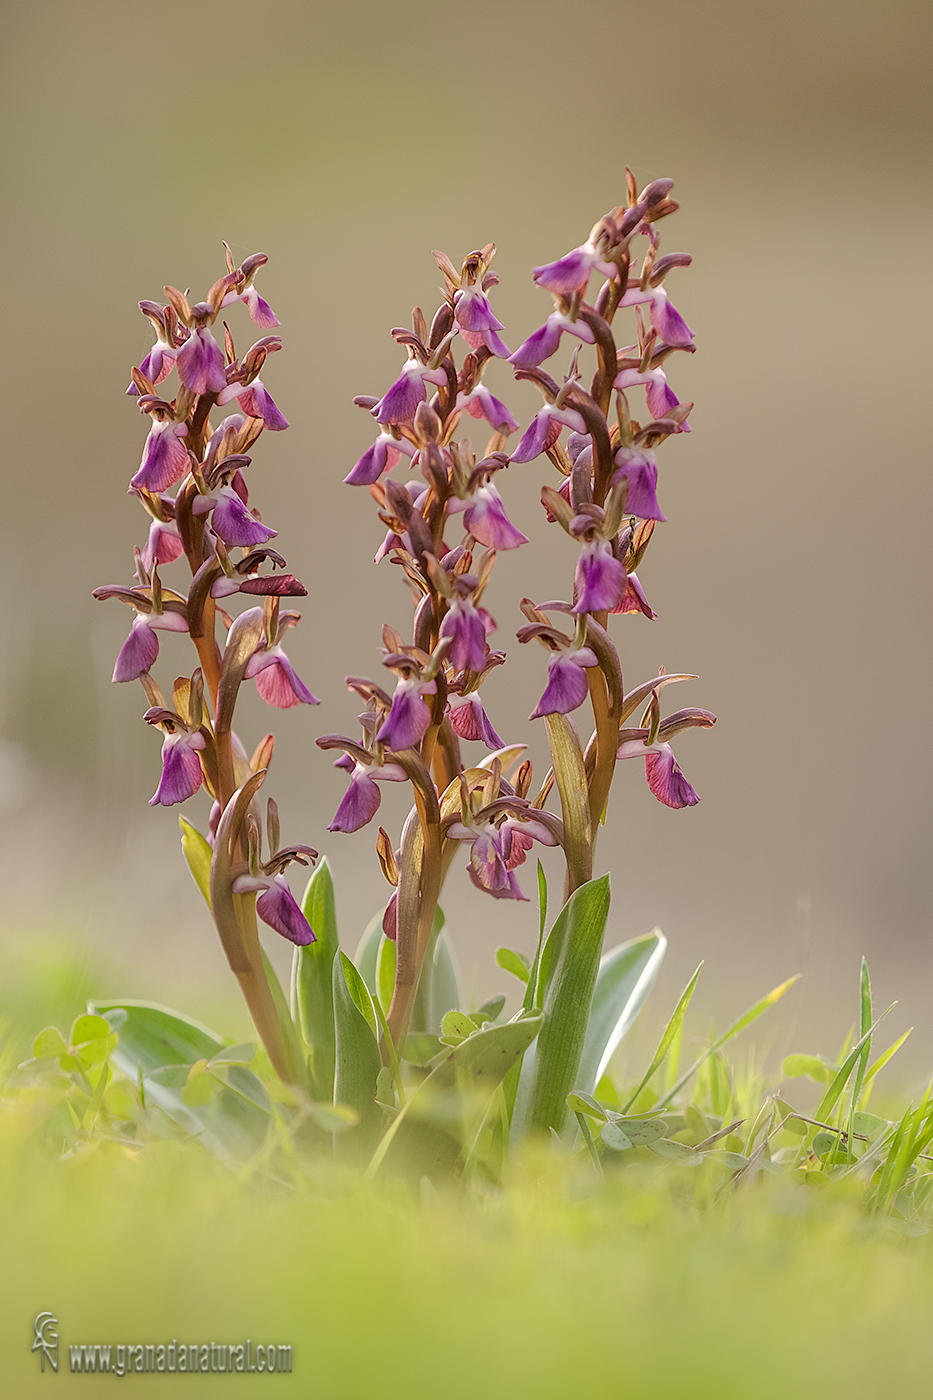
[95,172,715,1084]
[323,169,715,1047]
[94,248,319,1082]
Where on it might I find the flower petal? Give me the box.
[464,484,528,550]
[256,874,316,944]
[131,421,189,493]
[328,768,382,833]
[448,695,504,748]
[644,744,700,808]
[253,654,319,708]
[176,327,227,395]
[112,617,158,682]
[235,379,289,431]
[573,541,627,613]
[376,681,433,750]
[149,733,204,807]
[211,489,278,548]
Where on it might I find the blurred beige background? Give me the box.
[2,0,931,1063]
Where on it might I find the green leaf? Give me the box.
[70,1013,111,1044]
[376,933,397,1022]
[32,1026,67,1061]
[622,962,702,1113]
[863,1028,913,1087]
[182,1061,219,1108]
[709,1151,749,1171]
[576,929,667,1098]
[429,1012,544,1091]
[782,1053,836,1082]
[260,949,307,1089]
[852,1111,889,1139]
[847,957,873,1158]
[291,859,340,1099]
[414,919,460,1033]
[522,863,549,1015]
[440,1010,476,1046]
[649,1138,703,1165]
[333,953,382,1146]
[611,1116,668,1145]
[209,1042,256,1067]
[354,910,385,996]
[814,1005,895,1125]
[513,875,611,1138]
[367,1014,543,1180]
[340,952,379,1040]
[179,816,212,907]
[566,1091,608,1121]
[497,947,531,983]
[600,1121,632,1151]
[87,999,270,1164]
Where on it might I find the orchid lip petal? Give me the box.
[256,874,316,944]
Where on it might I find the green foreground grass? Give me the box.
[4,1090,933,1397]
[4,940,933,1397]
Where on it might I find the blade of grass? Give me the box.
[655,975,799,1110]
[621,962,703,1114]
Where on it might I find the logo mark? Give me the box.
[32,1312,59,1372]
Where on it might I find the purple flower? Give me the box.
[448,820,524,900]
[112,609,189,682]
[345,431,417,486]
[463,483,528,550]
[192,475,278,549]
[149,729,206,807]
[245,643,319,708]
[530,646,599,718]
[456,386,519,434]
[617,738,700,808]
[498,815,558,870]
[240,285,279,328]
[131,416,189,493]
[611,447,665,521]
[176,326,227,395]
[447,815,556,900]
[232,871,315,945]
[619,284,694,347]
[371,359,446,427]
[573,540,627,613]
[510,403,587,464]
[127,303,179,395]
[133,341,177,393]
[448,695,504,748]
[532,241,617,297]
[509,312,596,370]
[140,518,184,574]
[610,570,656,619]
[613,365,682,422]
[220,255,280,328]
[218,377,288,430]
[376,676,436,750]
[439,597,493,673]
[453,286,510,358]
[328,760,407,834]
